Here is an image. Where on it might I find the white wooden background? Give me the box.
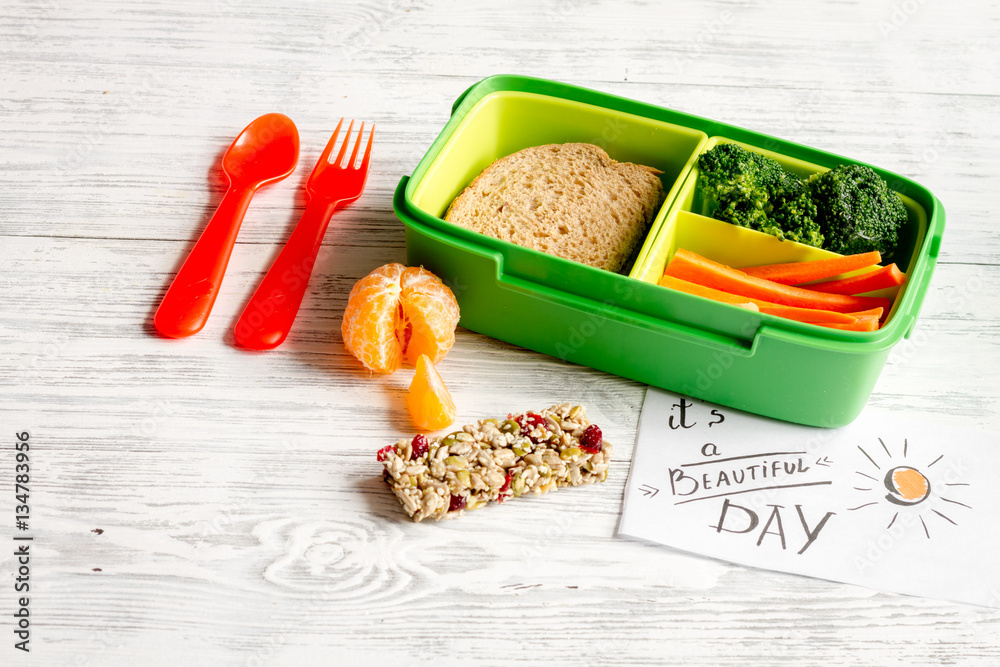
[2,0,999,665]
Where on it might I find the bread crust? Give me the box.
[444,143,664,272]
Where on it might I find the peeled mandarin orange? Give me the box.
[407,354,457,430]
[342,263,460,374]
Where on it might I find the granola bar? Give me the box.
[378,403,612,522]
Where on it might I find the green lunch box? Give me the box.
[392,75,945,427]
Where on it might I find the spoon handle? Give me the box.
[234,196,339,350]
[154,185,255,338]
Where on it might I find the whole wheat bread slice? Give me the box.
[444,143,664,273]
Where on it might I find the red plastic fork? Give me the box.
[234,119,374,350]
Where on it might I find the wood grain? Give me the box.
[1,0,999,665]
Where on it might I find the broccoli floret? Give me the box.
[697,142,776,230]
[765,175,823,247]
[697,143,823,248]
[807,164,907,259]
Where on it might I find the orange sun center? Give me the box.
[892,467,929,501]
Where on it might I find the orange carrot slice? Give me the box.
[846,307,886,320]
[741,251,881,284]
[659,275,856,325]
[818,317,880,331]
[664,249,891,314]
[658,275,758,308]
[808,264,905,295]
[815,307,884,331]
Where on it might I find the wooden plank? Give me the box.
[2,0,999,664]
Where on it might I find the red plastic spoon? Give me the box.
[154,113,299,338]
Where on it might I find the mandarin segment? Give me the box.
[342,263,460,374]
[401,289,459,365]
[342,263,406,374]
[406,354,457,430]
[343,291,403,374]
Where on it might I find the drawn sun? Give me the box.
[883,466,930,505]
[849,437,971,538]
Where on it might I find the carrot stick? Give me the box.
[741,251,881,284]
[807,264,905,295]
[813,307,884,331]
[659,275,857,325]
[845,307,885,321]
[664,249,891,313]
[657,275,755,308]
[818,316,881,332]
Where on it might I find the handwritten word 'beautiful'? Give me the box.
[669,457,811,497]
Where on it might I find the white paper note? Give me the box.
[619,387,1000,608]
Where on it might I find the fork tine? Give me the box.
[347,121,365,169]
[333,119,356,167]
[316,118,344,167]
[358,123,375,173]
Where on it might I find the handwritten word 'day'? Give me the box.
[712,499,836,555]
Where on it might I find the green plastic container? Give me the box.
[393,75,945,427]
